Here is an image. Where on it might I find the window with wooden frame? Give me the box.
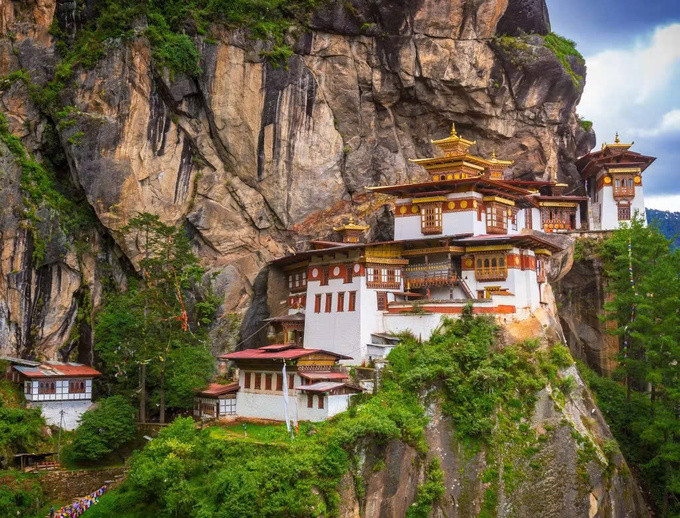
[477,205,483,221]
[276,374,283,391]
[613,175,635,197]
[420,203,442,234]
[39,381,56,394]
[265,373,272,391]
[287,270,307,292]
[69,379,86,393]
[474,254,508,281]
[526,208,533,230]
[345,264,353,284]
[337,292,345,312]
[307,394,314,408]
[348,291,357,311]
[244,372,251,389]
[511,209,518,231]
[254,373,261,390]
[318,395,325,409]
[288,374,295,390]
[376,291,388,311]
[320,266,329,286]
[325,293,332,313]
[618,204,631,221]
[314,294,322,313]
[485,203,508,234]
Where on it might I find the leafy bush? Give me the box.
[67,396,136,463]
[542,32,584,87]
[88,314,575,517]
[0,470,44,517]
[0,380,46,465]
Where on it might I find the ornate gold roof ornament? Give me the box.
[430,122,477,156]
[604,132,633,151]
[333,217,369,232]
[488,148,513,166]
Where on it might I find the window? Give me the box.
[320,266,329,286]
[265,374,272,391]
[485,203,508,234]
[276,374,283,391]
[421,203,442,234]
[318,395,325,409]
[511,210,518,231]
[325,293,332,313]
[618,204,631,221]
[475,254,508,281]
[69,379,86,393]
[314,294,322,313]
[613,175,635,197]
[24,382,31,394]
[348,291,357,311]
[254,373,261,390]
[337,292,345,312]
[477,205,483,221]
[38,381,56,395]
[377,291,388,311]
[244,372,251,389]
[526,209,533,230]
[288,373,295,390]
[307,394,314,408]
[345,265,353,284]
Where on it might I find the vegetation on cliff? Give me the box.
[86,312,588,517]
[95,214,217,422]
[594,216,680,516]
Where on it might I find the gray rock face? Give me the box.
[496,0,551,36]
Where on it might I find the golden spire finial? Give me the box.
[348,216,355,224]
[450,123,457,137]
[491,149,497,160]
[615,132,620,144]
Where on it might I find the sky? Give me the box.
[546,0,680,211]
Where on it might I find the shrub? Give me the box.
[67,396,136,463]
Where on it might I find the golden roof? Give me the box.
[333,217,369,232]
[487,150,513,167]
[601,132,633,152]
[431,123,477,148]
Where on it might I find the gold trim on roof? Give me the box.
[602,132,634,151]
[430,123,477,147]
[332,217,369,232]
[483,196,515,206]
[488,149,513,166]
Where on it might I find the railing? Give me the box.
[475,268,508,281]
[613,186,635,198]
[405,263,457,288]
[366,280,402,289]
[421,225,442,235]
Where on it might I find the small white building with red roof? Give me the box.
[4,359,101,430]
[220,344,361,422]
[194,382,239,419]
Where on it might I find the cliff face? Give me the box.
[337,364,648,518]
[0,0,594,359]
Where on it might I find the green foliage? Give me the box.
[90,314,575,517]
[542,32,585,87]
[579,119,593,132]
[0,470,44,517]
[573,237,603,262]
[66,396,136,463]
[597,218,680,516]
[95,214,217,420]
[0,109,96,263]
[0,380,47,465]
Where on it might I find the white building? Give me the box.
[6,360,101,430]
[577,134,655,230]
[263,125,655,365]
[194,382,239,419]
[220,344,361,423]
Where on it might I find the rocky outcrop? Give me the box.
[496,0,551,36]
[341,365,648,517]
[0,0,593,355]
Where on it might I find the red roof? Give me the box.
[221,345,351,361]
[196,382,239,397]
[13,362,101,378]
[299,371,349,381]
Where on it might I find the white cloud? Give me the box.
[645,195,680,212]
[579,23,680,145]
[632,109,680,137]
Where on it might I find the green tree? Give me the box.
[68,396,136,462]
[95,213,217,422]
[601,215,680,515]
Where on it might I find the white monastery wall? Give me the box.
[30,400,93,430]
[394,215,421,240]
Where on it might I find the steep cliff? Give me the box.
[0,0,595,359]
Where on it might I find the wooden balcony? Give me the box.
[475,268,508,281]
[613,186,635,198]
[421,225,442,235]
[366,280,402,289]
[485,223,507,235]
[405,263,458,288]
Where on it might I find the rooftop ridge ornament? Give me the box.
[333,217,370,243]
[603,132,634,152]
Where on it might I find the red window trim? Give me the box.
[314,294,322,313]
[348,291,356,312]
[337,292,345,312]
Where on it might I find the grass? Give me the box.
[542,32,584,87]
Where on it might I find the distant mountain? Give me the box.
[647,209,680,247]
